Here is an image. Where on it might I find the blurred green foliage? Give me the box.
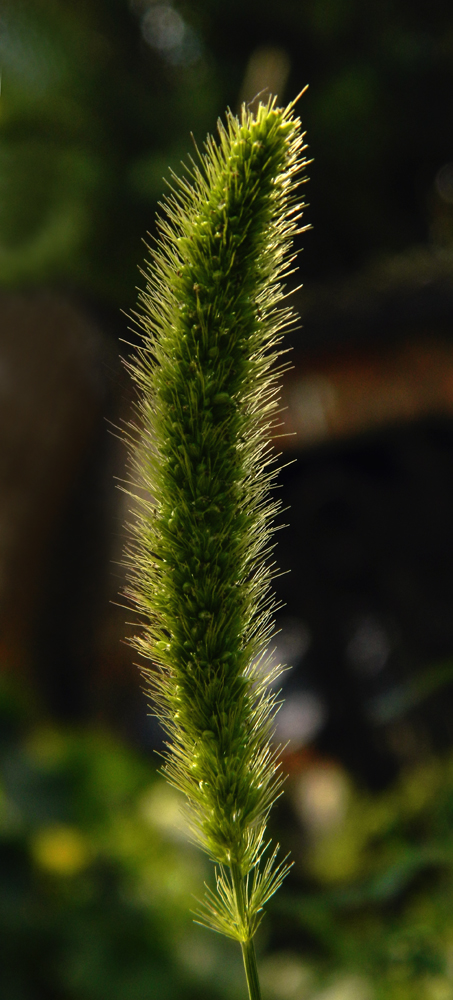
[0,0,220,302]
[0,675,245,1000]
[274,756,453,999]
[3,670,453,999]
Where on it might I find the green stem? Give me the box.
[240,939,262,1000]
[230,863,262,1000]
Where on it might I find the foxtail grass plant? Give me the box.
[124,95,309,1000]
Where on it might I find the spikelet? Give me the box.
[124,95,309,963]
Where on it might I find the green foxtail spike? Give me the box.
[124,94,309,999]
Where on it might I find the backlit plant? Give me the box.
[124,94,309,999]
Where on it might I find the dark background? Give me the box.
[2,2,453,998]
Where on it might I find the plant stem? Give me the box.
[240,939,262,1000]
[231,863,262,1000]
